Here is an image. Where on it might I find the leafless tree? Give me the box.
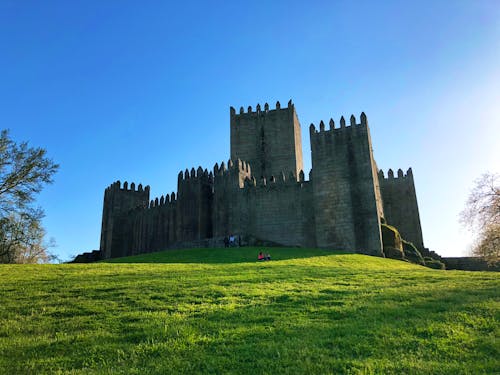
[460,173,500,265]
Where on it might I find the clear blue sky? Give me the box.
[1,1,499,261]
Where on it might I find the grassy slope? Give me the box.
[0,247,498,374]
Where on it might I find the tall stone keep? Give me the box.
[230,100,304,180]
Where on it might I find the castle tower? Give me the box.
[309,113,384,255]
[378,168,424,250]
[230,100,304,180]
[212,159,252,237]
[99,181,150,259]
[176,167,214,241]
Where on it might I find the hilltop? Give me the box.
[1,247,498,374]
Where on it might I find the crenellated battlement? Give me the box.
[377,167,423,249]
[378,168,414,181]
[242,169,307,190]
[309,112,368,138]
[212,158,253,189]
[103,180,150,211]
[177,166,213,183]
[105,180,150,193]
[146,191,178,209]
[230,99,293,118]
[213,158,252,177]
[230,99,303,180]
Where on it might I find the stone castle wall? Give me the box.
[239,175,315,247]
[309,114,383,255]
[378,168,424,250]
[230,101,303,180]
[100,162,315,258]
[97,101,424,260]
[99,181,150,259]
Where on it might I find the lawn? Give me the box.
[0,247,498,374]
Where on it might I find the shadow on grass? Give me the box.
[104,247,352,264]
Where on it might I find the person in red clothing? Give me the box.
[258,252,264,261]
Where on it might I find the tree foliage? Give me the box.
[460,172,500,265]
[0,130,59,263]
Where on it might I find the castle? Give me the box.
[98,100,424,260]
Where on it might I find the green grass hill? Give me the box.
[1,247,498,374]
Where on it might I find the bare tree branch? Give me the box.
[461,172,500,265]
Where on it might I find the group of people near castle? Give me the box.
[223,234,241,248]
[223,234,270,261]
[258,251,271,261]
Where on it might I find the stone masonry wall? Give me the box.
[212,159,252,237]
[112,191,178,257]
[102,167,214,258]
[99,181,150,259]
[177,167,213,241]
[230,100,303,180]
[379,168,424,250]
[310,114,383,255]
[102,170,315,258]
[239,175,314,247]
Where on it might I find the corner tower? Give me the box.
[100,181,150,259]
[310,114,384,256]
[378,168,424,250]
[230,100,304,180]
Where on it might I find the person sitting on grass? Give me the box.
[258,252,265,261]
[265,253,271,261]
